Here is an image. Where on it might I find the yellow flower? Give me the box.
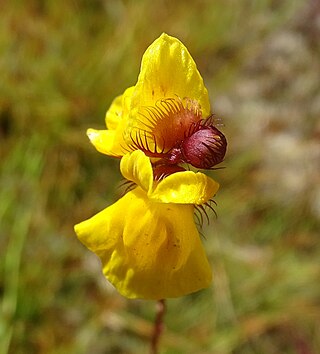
[74,150,219,299]
[87,33,213,159]
[75,34,226,299]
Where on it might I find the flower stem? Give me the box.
[150,299,166,354]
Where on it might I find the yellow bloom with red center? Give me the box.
[75,151,219,299]
[75,33,227,300]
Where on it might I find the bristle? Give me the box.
[194,199,218,227]
[118,180,137,196]
[194,206,204,227]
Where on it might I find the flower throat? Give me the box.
[129,97,227,177]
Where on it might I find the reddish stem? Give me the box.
[150,299,166,354]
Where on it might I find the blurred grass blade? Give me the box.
[0,136,44,354]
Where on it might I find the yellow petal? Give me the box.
[151,171,219,205]
[105,86,134,131]
[75,187,212,299]
[104,94,122,131]
[87,87,135,157]
[119,150,219,205]
[75,203,120,252]
[130,33,210,118]
[120,150,153,193]
[86,128,126,157]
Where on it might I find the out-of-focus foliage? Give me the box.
[1,1,319,353]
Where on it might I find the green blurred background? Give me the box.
[1,1,319,353]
